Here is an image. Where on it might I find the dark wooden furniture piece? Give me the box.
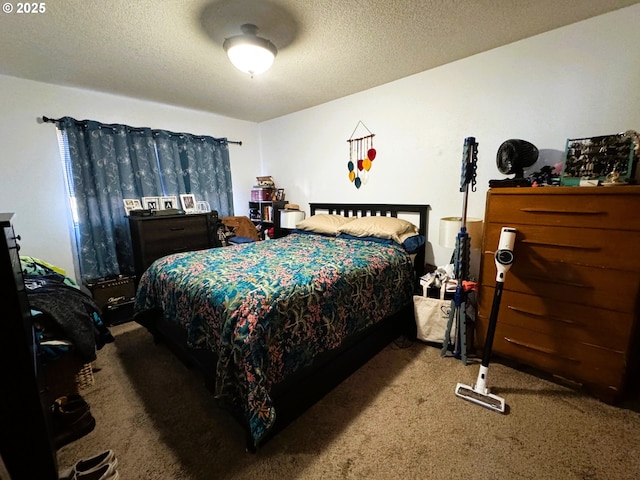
[86,275,137,325]
[135,202,429,450]
[476,186,640,403]
[0,213,58,479]
[248,200,286,239]
[128,212,220,281]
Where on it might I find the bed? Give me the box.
[134,202,429,450]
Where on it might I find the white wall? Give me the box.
[0,75,261,280]
[259,5,640,271]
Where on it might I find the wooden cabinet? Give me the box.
[477,186,640,403]
[0,213,58,479]
[248,200,286,238]
[128,212,220,280]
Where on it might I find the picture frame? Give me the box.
[560,134,636,186]
[122,198,142,216]
[160,195,178,210]
[142,196,161,211]
[275,188,285,201]
[180,193,197,213]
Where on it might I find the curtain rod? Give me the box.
[40,116,242,146]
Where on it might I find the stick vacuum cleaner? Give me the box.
[455,226,516,413]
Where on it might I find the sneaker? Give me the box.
[58,450,118,478]
[73,463,119,480]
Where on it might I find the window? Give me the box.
[54,117,234,280]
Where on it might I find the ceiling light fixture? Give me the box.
[223,24,277,78]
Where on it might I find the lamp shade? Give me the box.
[223,24,277,76]
[280,210,305,229]
[439,217,483,249]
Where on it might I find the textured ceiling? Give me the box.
[1,0,637,122]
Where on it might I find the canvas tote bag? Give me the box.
[413,282,456,344]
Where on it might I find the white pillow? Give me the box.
[337,216,419,244]
[295,214,355,236]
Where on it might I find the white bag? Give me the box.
[413,283,456,344]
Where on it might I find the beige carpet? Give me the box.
[57,322,640,479]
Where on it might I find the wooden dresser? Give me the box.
[128,212,221,281]
[476,186,640,403]
[1,213,58,478]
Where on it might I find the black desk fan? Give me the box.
[489,139,539,188]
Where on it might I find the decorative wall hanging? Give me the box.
[347,121,376,189]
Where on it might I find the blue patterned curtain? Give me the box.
[154,131,234,216]
[57,117,234,281]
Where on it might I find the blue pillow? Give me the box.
[293,229,336,238]
[402,234,426,254]
[337,233,396,246]
[229,236,256,244]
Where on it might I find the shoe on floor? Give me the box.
[53,409,96,449]
[53,393,90,413]
[73,462,118,480]
[75,450,117,475]
[59,450,117,478]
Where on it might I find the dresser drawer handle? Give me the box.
[519,208,605,216]
[503,337,581,363]
[516,275,592,289]
[506,305,583,326]
[169,227,186,231]
[520,239,600,251]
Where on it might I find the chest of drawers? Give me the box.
[1,213,58,478]
[476,186,640,403]
[128,213,220,280]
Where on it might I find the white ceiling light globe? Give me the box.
[223,24,277,77]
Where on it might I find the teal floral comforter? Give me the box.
[135,232,414,446]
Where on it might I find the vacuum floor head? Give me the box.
[455,383,506,413]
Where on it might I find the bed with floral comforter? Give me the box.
[134,231,415,446]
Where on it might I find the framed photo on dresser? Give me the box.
[160,196,178,210]
[123,198,143,216]
[142,196,160,211]
[180,194,197,213]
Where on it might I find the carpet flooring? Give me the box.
[57,322,640,479]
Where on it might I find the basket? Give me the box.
[75,363,95,390]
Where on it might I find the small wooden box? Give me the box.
[251,188,274,201]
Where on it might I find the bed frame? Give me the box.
[135,202,430,451]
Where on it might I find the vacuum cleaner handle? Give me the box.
[482,227,517,367]
[494,227,516,283]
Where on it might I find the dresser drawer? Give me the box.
[477,287,635,351]
[141,227,209,256]
[476,320,627,391]
[479,251,640,312]
[129,214,214,278]
[485,187,640,231]
[483,223,640,272]
[138,215,208,240]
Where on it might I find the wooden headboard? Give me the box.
[309,202,430,277]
